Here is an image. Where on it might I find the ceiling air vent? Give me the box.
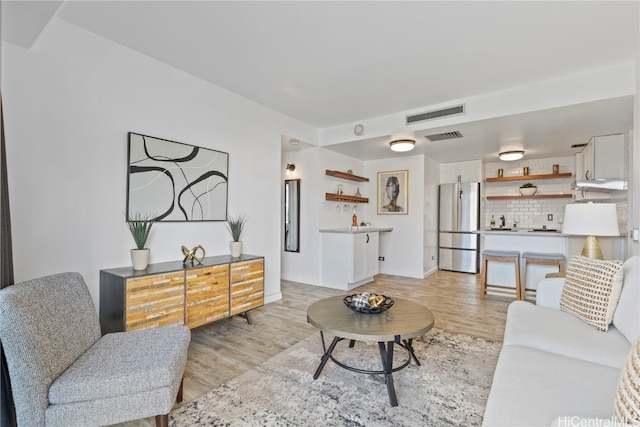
[406,104,465,125]
[424,131,463,142]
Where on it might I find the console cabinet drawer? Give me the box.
[230,259,264,316]
[125,272,185,331]
[186,265,230,328]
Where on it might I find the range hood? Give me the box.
[571,178,628,192]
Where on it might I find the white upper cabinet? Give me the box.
[578,133,626,180]
[439,160,483,184]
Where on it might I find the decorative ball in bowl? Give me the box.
[344,293,394,314]
[519,184,537,196]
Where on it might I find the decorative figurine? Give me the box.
[181,245,205,265]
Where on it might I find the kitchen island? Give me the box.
[482,229,625,298]
[319,227,392,290]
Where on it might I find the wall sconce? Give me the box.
[285,164,296,176]
[389,139,416,152]
[498,150,525,161]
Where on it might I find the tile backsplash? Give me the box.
[485,157,574,230]
[484,156,627,233]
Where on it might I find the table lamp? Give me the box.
[561,202,619,260]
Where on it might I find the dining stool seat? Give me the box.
[480,250,521,300]
[521,252,566,301]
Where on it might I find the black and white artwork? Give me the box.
[127,132,229,221]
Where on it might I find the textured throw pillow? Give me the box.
[560,255,624,331]
[614,338,640,424]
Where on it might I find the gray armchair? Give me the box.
[0,272,191,426]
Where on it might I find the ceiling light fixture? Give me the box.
[389,139,415,152]
[498,150,525,161]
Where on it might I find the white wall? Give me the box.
[423,155,439,276]
[365,155,425,278]
[2,18,317,307]
[281,147,366,284]
[281,149,430,284]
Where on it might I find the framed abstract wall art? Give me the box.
[126,132,229,222]
[377,170,408,215]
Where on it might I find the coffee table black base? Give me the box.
[312,331,421,407]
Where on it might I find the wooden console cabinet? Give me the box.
[100,254,264,334]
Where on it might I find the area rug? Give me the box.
[170,329,501,426]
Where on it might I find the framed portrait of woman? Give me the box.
[377,170,408,215]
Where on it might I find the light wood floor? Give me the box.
[118,270,510,427]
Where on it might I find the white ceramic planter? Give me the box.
[519,187,537,196]
[230,241,242,258]
[131,248,150,270]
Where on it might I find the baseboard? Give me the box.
[423,266,438,278]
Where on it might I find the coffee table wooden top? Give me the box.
[307,295,434,342]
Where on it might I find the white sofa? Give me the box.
[483,256,640,426]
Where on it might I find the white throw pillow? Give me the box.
[560,255,624,332]
[613,256,640,343]
[614,338,640,424]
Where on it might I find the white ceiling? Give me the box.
[2,1,639,162]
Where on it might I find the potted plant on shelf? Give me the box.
[226,214,248,258]
[519,182,538,196]
[127,213,155,270]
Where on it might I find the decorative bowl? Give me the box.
[519,187,537,196]
[344,293,394,314]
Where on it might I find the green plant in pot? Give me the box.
[519,182,537,196]
[226,214,248,258]
[127,213,155,270]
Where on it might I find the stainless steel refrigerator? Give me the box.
[438,182,480,273]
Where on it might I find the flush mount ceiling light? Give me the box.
[498,150,525,161]
[389,139,415,152]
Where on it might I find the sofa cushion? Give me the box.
[504,301,630,369]
[613,256,640,344]
[560,255,623,331]
[614,338,640,424]
[482,345,621,426]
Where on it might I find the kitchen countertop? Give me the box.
[483,228,568,236]
[319,227,393,234]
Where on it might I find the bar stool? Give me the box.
[480,250,521,300]
[521,252,566,301]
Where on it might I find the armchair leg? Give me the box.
[156,414,168,427]
[177,378,184,403]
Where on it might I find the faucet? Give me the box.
[499,215,506,227]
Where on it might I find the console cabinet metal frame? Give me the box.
[99,254,264,334]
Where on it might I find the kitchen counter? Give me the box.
[483,228,568,236]
[319,227,393,234]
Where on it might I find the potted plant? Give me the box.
[226,214,248,257]
[127,213,155,270]
[519,182,538,196]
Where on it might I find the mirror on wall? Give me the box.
[284,179,300,252]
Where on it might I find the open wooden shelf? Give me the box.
[485,172,572,182]
[325,170,369,182]
[326,193,369,203]
[486,194,573,201]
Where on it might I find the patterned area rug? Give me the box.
[170,329,501,426]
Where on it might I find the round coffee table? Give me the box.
[307,295,434,406]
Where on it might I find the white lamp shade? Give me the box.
[562,203,620,236]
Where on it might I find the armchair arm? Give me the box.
[535,278,565,309]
